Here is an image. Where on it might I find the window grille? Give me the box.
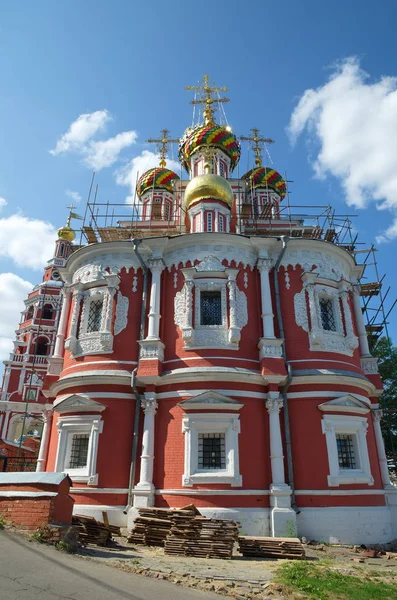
[87,300,103,333]
[207,212,213,232]
[320,297,337,331]
[198,433,226,469]
[253,197,259,219]
[219,160,226,177]
[200,291,222,325]
[164,201,171,221]
[218,215,224,232]
[68,434,89,469]
[336,434,357,469]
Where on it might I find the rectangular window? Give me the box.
[68,434,89,469]
[218,215,224,232]
[320,297,337,331]
[336,434,357,469]
[164,201,171,221]
[87,300,103,333]
[198,433,226,469]
[25,388,38,401]
[200,291,222,326]
[219,161,226,177]
[207,212,213,232]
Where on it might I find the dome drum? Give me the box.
[136,168,180,198]
[179,124,241,173]
[242,167,287,199]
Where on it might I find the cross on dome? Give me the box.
[240,128,275,167]
[147,129,179,168]
[186,74,230,126]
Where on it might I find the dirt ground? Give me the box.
[78,537,397,599]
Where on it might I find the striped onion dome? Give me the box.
[136,168,180,197]
[179,124,241,172]
[242,167,287,199]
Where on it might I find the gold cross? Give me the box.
[240,128,275,167]
[147,129,179,168]
[186,74,229,125]
[66,203,76,226]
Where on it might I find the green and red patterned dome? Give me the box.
[242,167,287,199]
[179,124,241,172]
[136,168,180,197]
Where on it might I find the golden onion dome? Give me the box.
[184,173,234,209]
[57,225,75,242]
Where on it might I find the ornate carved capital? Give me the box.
[148,258,165,273]
[257,258,273,273]
[373,409,383,422]
[266,396,283,414]
[141,395,158,415]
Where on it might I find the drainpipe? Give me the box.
[125,239,149,512]
[273,236,296,509]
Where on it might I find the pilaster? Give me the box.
[134,393,158,508]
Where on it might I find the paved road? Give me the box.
[0,531,220,600]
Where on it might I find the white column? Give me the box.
[373,409,392,487]
[353,285,370,356]
[146,259,165,340]
[53,289,71,358]
[1,409,10,439]
[227,273,240,344]
[36,410,53,472]
[226,214,230,233]
[257,258,275,338]
[214,208,219,232]
[266,393,286,485]
[200,208,204,232]
[69,287,83,340]
[136,394,158,490]
[0,368,11,401]
[103,288,116,333]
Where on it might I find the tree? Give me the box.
[371,336,397,459]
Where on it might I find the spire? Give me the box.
[57,204,83,242]
[147,129,179,168]
[186,74,229,126]
[240,128,275,167]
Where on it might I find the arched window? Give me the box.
[35,337,49,356]
[25,306,34,321]
[42,304,53,320]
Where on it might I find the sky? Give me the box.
[1,0,397,364]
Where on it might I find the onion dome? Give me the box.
[184,173,234,209]
[179,124,241,172]
[242,167,287,199]
[136,167,180,197]
[57,225,75,242]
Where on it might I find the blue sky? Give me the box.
[1,0,397,362]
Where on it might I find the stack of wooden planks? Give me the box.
[72,515,111,546]
[164,514,240,559]
[238,536,305,559]
[127,507,197,546]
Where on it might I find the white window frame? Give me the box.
[322,414,373,487]
[317,293,342,334]
[195,282,227,331]
[79,289,106,338]
[182,413,242,486]
[207,212,213,232]
[55,415,103,485]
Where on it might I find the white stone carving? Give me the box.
[139,340,165,362]
[74,264,107,284]
[72,254,141,282]
[75,332,114,356]
[284,270,291,290]
[164,244,257,272]
[243,272,248,289]
[278,249,351,282]
[361,357,379,374]
[132,276,138,293]
[173,272,178,289]
[196,255,225,272]
[235,288,248,330]
[114,292,129,335]
[294,289,309,332]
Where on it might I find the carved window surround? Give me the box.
[182,412,242,487]
[174,255,248,350]
[65,273,119,358]
[322,414,373,487]
[294,273,358,356]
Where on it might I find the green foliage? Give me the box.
[372,337,397,459]
[56,540,76,554]
[0,514,6,529]
[30,528,46,543]
[277,561,397,600]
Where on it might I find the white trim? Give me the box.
[295,489,385,496]
[290,359,361,366]
[286,391,370,404]
[55,414,103,485]
[155,489,269,495]
[63,360,137,372]
[322,414,374,487]
[182,412,242,487]
[71,488,129,494]
[155,389,267,400]
[163,356,260,364]
[56,392,135,401]
[292,374,375,395]
[0,491,57,498]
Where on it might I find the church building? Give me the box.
[1,76,396,544]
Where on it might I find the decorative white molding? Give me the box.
[195,255,225,272]
[53,393,106,414]
[182,412,242,487]
[138,340,165,362]
[179,391,244,411]
[164,244,257,272]
[294,289,309,332]
[132,276,138,293]
[278,248,351,282]
[361,356,379,375]
[114,291,129,335]
[321,414,374,487]
[258,338,284,359]
[318,394,370,415]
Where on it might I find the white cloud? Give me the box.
[0,214,56,269]
[0,197,7,210]
[65,189,82,203]
[50,110,138,171]
[83,130,138,170]
[287,57,397,242]
[0,273,33,361]
[115,150,181,202]
[50,110,111,155]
